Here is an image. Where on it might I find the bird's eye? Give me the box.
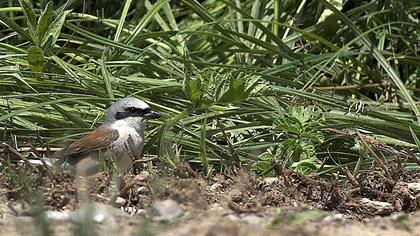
[126,107,137,113]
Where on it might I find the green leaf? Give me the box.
[290,143,303,162]
[114,0,133,42]
[27,46,44,72]
[0,12,32,42]
[409,127,420,150]
[37,1,54,47]
[42,9,71,49]
[50,104,90,128]
[18,0,36,28]
[100,49,115,100]
[18,0,37,43]
[124,0,170,45]
[252,152,274,175]
[3,73,38,92]
[218,77,246,103]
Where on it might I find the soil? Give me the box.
[0,164,419,236]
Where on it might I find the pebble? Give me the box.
[115,197,127,207]
[209,183,222,191]
[45,203,120,224]
[323,213,344,223]
[137,186,148,194]
[241,214,266,225]
[258,177,278,190]
[134,171,150,182]
[151,199,183,221]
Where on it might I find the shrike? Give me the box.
[54,97,160,175]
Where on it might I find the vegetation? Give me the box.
[1,0,420,180]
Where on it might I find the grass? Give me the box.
[0,0,419,180]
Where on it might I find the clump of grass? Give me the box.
[0,0,419,180]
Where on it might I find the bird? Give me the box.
[53,97,160,176]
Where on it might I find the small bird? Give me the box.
[54,97,160,176]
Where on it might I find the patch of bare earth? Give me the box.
[0,166,419,235]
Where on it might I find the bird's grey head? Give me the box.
[104,97,160,127]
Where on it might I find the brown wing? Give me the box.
[54,127,119,160]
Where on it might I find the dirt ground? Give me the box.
[0,165,419,236]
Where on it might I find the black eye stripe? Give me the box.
[116,107,151,120]
[124,107,150,113]
[125,107,138,113]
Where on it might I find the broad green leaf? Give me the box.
[37,1,54,47]
[42,9,71,49]
[18,0,36,28]
[18,0,37,43]
[27,46,44,72]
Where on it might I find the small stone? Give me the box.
[135,209,147,216]
[209,183,222,191]
[323,214,344,223]
[71,203,120,224]
[258,177,278,190]
[115,197,127,207]
[45,211,71,221]
[407,183,420,194]
[134,171,150,182]
[241,214,266,225]
[263,177,278,185]
[151,199,183,221]
[137,186,148,194]
[92,212,106,223]
[226,214,239,221]
[124,206,139,215]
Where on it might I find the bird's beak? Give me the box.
[144,110,160,119]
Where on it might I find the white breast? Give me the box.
[110,120,145,172]
[111,120,144,151]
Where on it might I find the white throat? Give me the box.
[110,119,145,136]
[109,119,145,155]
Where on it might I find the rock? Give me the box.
[209,183,222,191]
[72,203,109,223]
[123,206,143,215]
[137,186,148,194]
[151,199,183,221]
[225,214,239,221]
[45,210,72,221]
[134,171,150,182]
[359,198,394,215]
[45,203,121,224]
[263,177,278,185]
[115,197,127,207]
[257,177,278,190]
[241,214,266,226]
[323,213,344,223]
[407,183,420,194]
